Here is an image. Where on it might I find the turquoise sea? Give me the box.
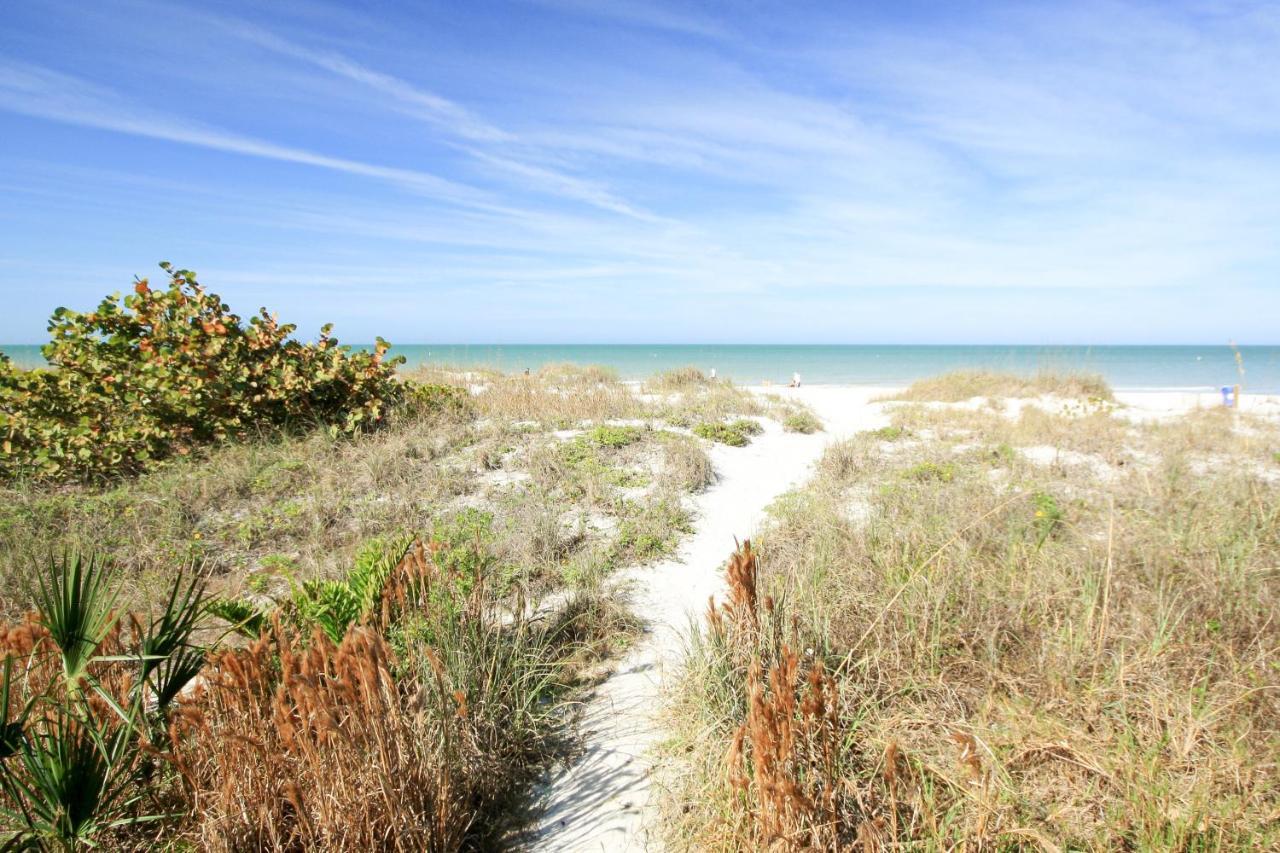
[3,344,1278,393]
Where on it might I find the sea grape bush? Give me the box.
[0,262,406,480]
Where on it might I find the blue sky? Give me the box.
[1,0,1278,344]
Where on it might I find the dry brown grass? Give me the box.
[881,369,1114,403]
[171,623,461,851]
[886,397,1135,458]
[659,431,716,492]
[667,396,1280,850]
[0,408,479,619]
[405,363,644,426]
[642,366,712,393]
[167,538,595,850]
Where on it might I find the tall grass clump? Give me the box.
[644,366,710,393]
[883,369,1113,403]
[659,432,715,492]
[666,408,1280,849]
[406,364,643,427]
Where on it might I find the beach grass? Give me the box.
[662,387,1280,850]
[879,368,1115,402]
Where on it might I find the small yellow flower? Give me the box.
[193,532,203,540]
[1035,510,1045,518]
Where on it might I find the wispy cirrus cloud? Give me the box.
[215,20,514,144]
[205,16,660,220]
[519,0,732,40]
[0,60,498,208]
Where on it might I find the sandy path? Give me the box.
[522,388,887,851]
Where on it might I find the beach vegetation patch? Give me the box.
[693,418,763,447]
[782,410,822,434]
[658,431,715,492]
[901,460,956,482]
[664,398,1280,850]
[882,369,1114,403]
[587,424,642,448]
[612,494,693,562]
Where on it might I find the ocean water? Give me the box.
[3,344,1278,393]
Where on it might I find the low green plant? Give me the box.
[693,419,762,447]
[1031,490,1064,547]
[0,262,405,481]
[206,598,268,640]
[213,536,413,642]
[902,460,956,482]
[587,425,642,448]
[553,433,648,491]
[990,441,1016,464]
[257,554,298,574]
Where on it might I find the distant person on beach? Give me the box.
[709,367,716,380]
[789,372,801,388]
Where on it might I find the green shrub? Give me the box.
[430,508,501,595]
[0,262,405,481]
[693,418,762,447]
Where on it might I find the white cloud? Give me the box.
[0,60,497,208]
[217,20,514,143]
